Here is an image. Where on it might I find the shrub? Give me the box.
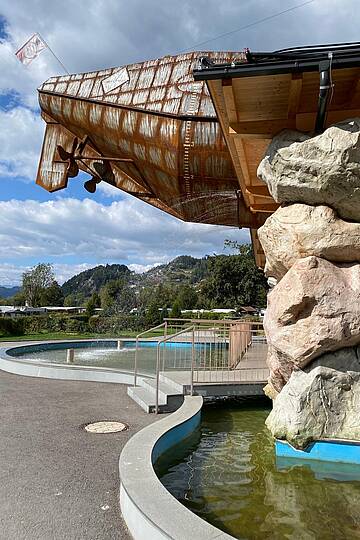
[0,317,25,337]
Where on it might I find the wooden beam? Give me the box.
[245,185,273,198]
[250,203,279,213]
[235,133,273,141]
[287,73,303,120]
[229,119,294,136]
[296,108,360,131]
[206,81,250,205]
[229,108,360,136]
[222,80,238,124]
[233,136,251,185]
[250,229,266,269]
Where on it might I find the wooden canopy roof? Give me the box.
[194,43,360,266]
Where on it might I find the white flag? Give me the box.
[15,33,46,66]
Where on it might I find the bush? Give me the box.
[88,314,146,334]
[0,317,25,337]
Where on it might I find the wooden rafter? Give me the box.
[222,80,238,124]
[287,73,303,120]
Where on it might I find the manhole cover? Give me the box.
[84,421,128,434]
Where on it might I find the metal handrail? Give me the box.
[134,321,167,386]
[165,317,263,326]
[155,325,195,414]
[133,319,266,413]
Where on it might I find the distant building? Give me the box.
[0,305,95,317]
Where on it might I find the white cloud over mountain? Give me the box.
[0,196,249,284]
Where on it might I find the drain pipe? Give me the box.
[314,57,332,134]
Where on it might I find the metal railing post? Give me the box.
[162,320,168,371]
[156,342,161,414]
[134,336,139,387]
[133,322,166,387]
[191,326,195,396]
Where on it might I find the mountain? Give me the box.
[62,264,131,298]
[61,256,209,301]
[140,256,208,287]
[60,247,267,309]
[0,286,21,299]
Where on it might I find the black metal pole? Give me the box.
[314,60,331,134]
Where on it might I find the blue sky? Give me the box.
[0,0,358,285]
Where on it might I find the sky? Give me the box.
[0,0,358,286]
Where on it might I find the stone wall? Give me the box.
[258,119,360,448]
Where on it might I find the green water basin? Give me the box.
[156,399,360,539]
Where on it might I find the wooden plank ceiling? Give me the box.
[206,67,360,268]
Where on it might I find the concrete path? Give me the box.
[0,367,156,539]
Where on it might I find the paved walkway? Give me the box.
[0,365,156,539]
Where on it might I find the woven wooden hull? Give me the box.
[37,52,266,229]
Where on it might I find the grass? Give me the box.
[0,331,138,342]
[0,329,170,342]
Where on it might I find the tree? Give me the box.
[85,292,101,318]
[40,281,64,306]
[169,299,182,318]
[145,300,162,326]
[100,278,136,314]
[12,290,26,306]
[91,292,101,308]
[22,263,57,307]
[200,244,268,308]
[64,294,76,307]
[176,285,198,310]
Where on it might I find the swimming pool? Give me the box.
[7,340,223,376]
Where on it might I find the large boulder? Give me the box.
[265,366,360,449]
[258,204,360,281]
[258,119,360,222]
[264,256,360,391]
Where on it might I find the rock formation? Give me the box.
[258,204,360,280]
[258,119,360,222]
[258,119,360,447]
[264,256,360,391]
[266,367,360,449]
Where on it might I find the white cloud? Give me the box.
[0,105,44,180]
[0,196,249,284]
[128,262,163,274]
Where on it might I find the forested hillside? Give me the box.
[0,245,268,313]
[61,245,267,311]
[0,245,268,337]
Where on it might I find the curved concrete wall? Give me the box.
[119,396,235,540]
[0,343,145,385]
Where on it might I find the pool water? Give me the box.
[156,399,360,539]
[11,342,202,375]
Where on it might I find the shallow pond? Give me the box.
[156,399,360,539]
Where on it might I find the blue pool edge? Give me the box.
[276,438,360,465]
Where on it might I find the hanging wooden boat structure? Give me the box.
[36,51,267,231]
[36,43,360,267]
